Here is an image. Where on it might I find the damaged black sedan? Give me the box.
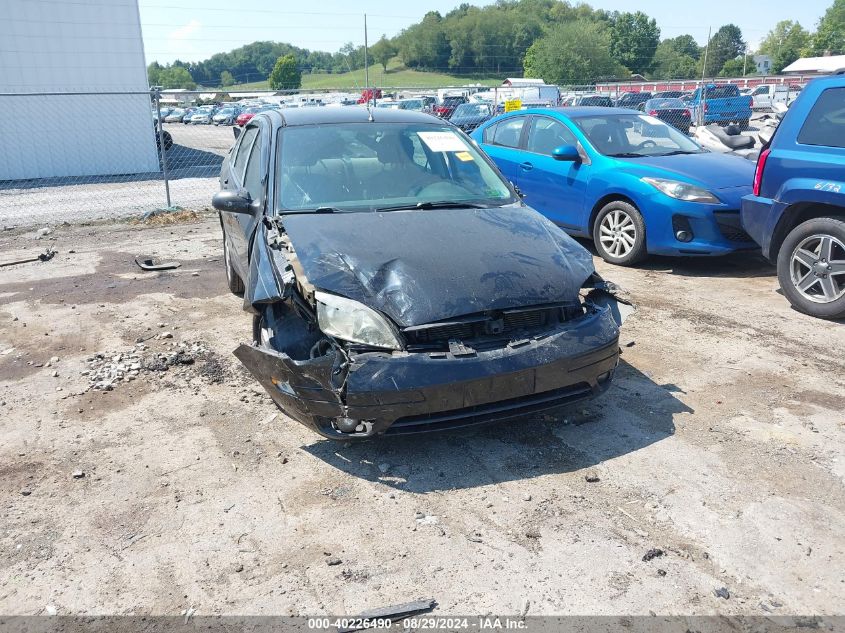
[215,107,630,439]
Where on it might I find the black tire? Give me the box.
[592,200,648,266]
[776,216,845,320]
[223,236,245,295]
[162,131,173,151]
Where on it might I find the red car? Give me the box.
[236,107,261,127]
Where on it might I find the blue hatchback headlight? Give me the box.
[641,177,720,204]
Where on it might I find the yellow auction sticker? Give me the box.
[455,151,474,162]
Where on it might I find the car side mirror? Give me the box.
[212,190,254,215]
[551,145,580,162]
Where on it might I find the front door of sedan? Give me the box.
[515,115,590,234]
[478,115,529,184]
[221,124,264,274]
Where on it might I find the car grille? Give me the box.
[387,382,594,434]
[403,304,581,349]
[714,211,753,242]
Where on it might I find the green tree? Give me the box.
[523,19,628,85]
[759,20,810,72]
[719,54,755,77]
[609,11,660,75]
[220,70,235,86]
[370,35,397,71]
[806,0,845,55]
[157,66,196,89]
[268,54,301,90]
[147,61,164,87]
[651,40,698,79]
[702,25,745,77]
[662,34,701,60]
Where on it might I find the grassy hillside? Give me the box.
[227,59,502,92]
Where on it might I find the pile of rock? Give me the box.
[83,341,210,391]
[83,350,144,391]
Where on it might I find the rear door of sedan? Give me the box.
[476,114,529,184]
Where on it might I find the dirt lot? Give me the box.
[0,213,843,617]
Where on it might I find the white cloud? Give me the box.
[166,19,201,61]
[170,19,201,41]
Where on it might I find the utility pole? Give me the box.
[699,26,711,127]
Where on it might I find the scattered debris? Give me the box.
[584,470,600,482]
[338,599,437,633]
[657,569,667,577]
[714,587,730,600]
[234,563,244,573]
[326,557,342,566]
[71,470,85,479]
[525,527,541,539]
[135,256,181,271]
[523,493,532,501]
[642,548,665,562]
[0,246,56,268]
[44,605,57,616]
[36,227,52,239]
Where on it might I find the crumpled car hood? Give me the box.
[281,206,595,328]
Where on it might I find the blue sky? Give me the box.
[138,0,831,64]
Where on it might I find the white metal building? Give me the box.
[0,0,158,181]
[783,55,845,75]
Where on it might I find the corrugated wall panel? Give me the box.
[0,0,159,180]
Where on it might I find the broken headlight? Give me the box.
[315,291,403,351]
[641,177,719,204]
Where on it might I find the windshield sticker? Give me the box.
[418,131,467,152]
[455,151,474,162]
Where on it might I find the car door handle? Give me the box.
[519,161,533,171]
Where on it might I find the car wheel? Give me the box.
[223,236,245,296]
[776,216,845,319]
[593,201,648,265]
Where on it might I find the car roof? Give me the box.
[518,106,640,118]
[261,106,441,127]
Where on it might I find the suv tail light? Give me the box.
[748,96,754,109]
[704,103,709,113]
[648,109,658,116]
[753,148,770,196]
[683,109,691,117]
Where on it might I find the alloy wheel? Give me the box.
[599,209,637,258]
[789,233,845,304]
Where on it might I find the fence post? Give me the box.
[152,86,172,208]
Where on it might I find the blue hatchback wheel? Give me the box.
[593,201,648,265]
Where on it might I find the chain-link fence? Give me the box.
[0,78,806,229]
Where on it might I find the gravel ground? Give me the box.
[0,214,843,618]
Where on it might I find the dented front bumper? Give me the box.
[234,303,621,439]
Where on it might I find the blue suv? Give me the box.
[741,75,845,319]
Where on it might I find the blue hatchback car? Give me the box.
[471,107,756,265]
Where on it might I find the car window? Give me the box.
[243,134,263,199]
[233,126,258,183]
[574,114,703,157]
[705,85,740,99]
[526,117,578,155]
[797,87,845,148]
[752,86,769,96]
[490,117,526,148]
[276,122,515,212]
